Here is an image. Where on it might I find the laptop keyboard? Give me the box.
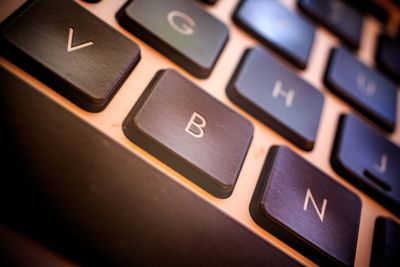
[1,0,400,266]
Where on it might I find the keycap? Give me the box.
[331,114,400,215]
[0,66,301,267]
[371,218,400,267]
[233,0,315,69]
[0,0,140,112]
[250,146,361,267]
[343,0,388,24]
[227,47,324,151]
[122,69,253,198]
[298,0,363,49]
[117,0,228,79]
[324,47,397,132]
[376,34,400,83]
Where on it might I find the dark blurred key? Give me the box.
[233,0,315,69]
[343,0,388,24]
[371,218,400,267]
[0,0,140,112]
[198,0,217,5]
[298,0,363,49]
[117,0,228,79]
[227,47,324,151]
[251,146,361,267]
[324,47,397,132]
[376,34,400,83]
[331,114,400,215]
[123,69,253,198]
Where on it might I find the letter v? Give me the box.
[67,27,94,52]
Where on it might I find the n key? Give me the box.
[325,47,397,132]
[331,114,400,215]
[0,0,141,112]
[227,47,324,151]
[123,69,253,198]
[251,146,361,267]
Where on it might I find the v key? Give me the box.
[67,27,94,52]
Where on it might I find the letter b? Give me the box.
[185,112,206,138]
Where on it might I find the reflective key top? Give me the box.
[251,146,361,267]
[117,0,228,79]
[298,0,363,49]
[227,47,324,151]
[324,47,397,132]
[331,114,400,215]
[233,0,315,69]
[376,34,400,83]
[371,218,400,267]
[0,0,140,112]
[123,69,253,198]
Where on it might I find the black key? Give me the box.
[343,0,388,24]
[117,0,228,79]
[376,34,400,83]
[298,0,363,49]
[331,114,400,215]
[123,69,253,198]
[233,0,315,69]
[227,47,324,151]
[324,47,397,132]
[0,66,301,267]
[0,0,140,112]
[198,0,217,5]
[250,146,361,267]
[371,218,400,267]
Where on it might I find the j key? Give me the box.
[250,146,361,267]
[325,47,397,132]
[371,218,400,267]
[331,114,400,215]
[227,47,324,151]
[0,0,140,112]
[233,0,315,69]
[376,34,400,83]
[117,0,228,79]
[0,67,301,267]
[298,0,363,49]
[123,69,253,198]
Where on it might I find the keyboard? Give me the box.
[1,0,399,266]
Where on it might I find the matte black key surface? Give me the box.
[0,67,301,267]
[331,114,400,215]
[233,0,315,69]
[325,47,397,132]
[298,0,363,49]
[227,47,324,151]
[371,218,400,267]
[376,34,400,83]
[250,146,361,267]
[117,0,228,79]
[123,69,253,198]
[0,0,140,112]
